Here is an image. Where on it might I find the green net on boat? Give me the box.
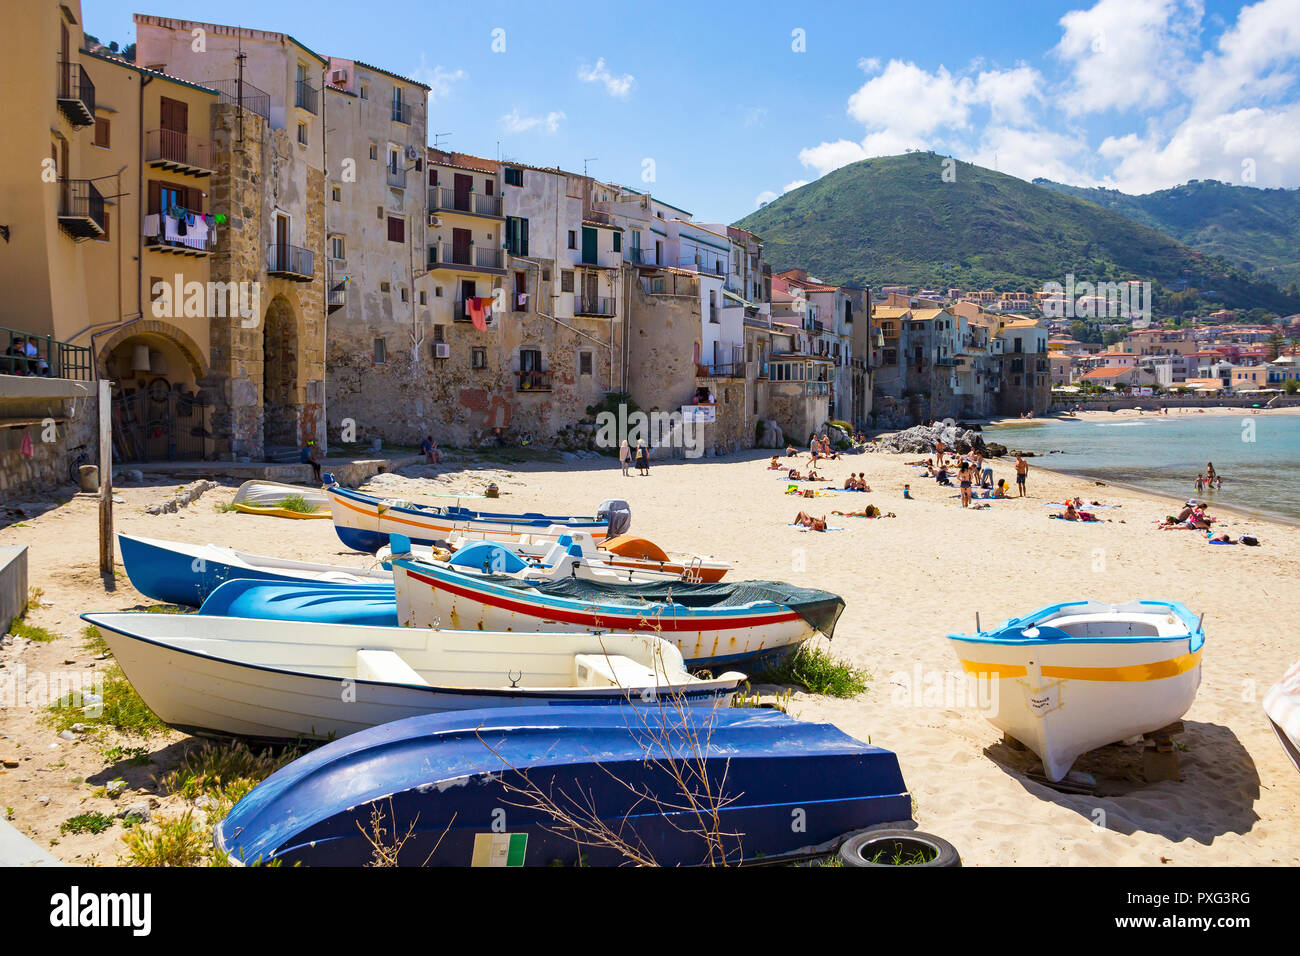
[483,576,846,640]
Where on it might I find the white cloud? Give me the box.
[783,179,809,193]
[754,190,779,207]
[858,57,882,74]
[410,57,467,102]
[1054,0,1202,115]
[578,58,635,97]
[500,109,566,134]
[785,0,1300,195]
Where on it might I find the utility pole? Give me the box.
[97,379,113,578]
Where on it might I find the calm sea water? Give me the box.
[987,413,1300,524]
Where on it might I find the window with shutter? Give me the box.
[387,216,405,243]
[93,117,110,148]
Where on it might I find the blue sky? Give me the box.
[88,1,1300,222]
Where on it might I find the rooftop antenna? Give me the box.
[583,157,597,177]
[235,37,246,144]
[432,132,452,152]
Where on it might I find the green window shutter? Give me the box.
[613,232,621,253]
[520,218,529,257]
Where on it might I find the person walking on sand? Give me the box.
[634,440,650,476]
[1015,455,1029,497]
[959,462,974,508]
[619,439,632,476]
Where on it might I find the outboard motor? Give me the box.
[596,499,631,538]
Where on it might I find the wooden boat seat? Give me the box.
[573,653,660,689]
[356,649,430,687]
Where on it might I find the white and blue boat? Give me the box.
[214,705,915,866]
[118,533,391,607]
[391,538,844,670]
[327,484,626,553]
[947,600,1204,781]
[81,612,743,742]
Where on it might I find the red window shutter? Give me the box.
[147,181,162,215]
[388,216,405,243]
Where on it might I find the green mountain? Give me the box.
[733,153,1300,315]
[1033,178,1300,291]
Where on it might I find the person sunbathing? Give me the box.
[1063,502,1079,521]
[806,469,824,481]
[833,504,893,518]
[785,445,799,457]
[788,468,805,481]
[993,479,1009,498]
[793,510,827,531]
[769,456,784,469]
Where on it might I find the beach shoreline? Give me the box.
[2,447,1297,866]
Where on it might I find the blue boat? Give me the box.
[118,533,391,607]
[215,705,913,866]
[327,485,626,553]
[198,578,399,627]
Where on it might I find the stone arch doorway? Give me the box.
[262,295,301,450]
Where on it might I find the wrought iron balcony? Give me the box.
[574,295,615,317]
[295,79,319,114]
[429,241,504,272]
[267,243,315,280]
[203,79,271,120]
[516,369,552,391]
[57,179,106,238]
[57,60,95,127]
[429,187,503,218]
[143,213,215,255]
[145,129,213,176]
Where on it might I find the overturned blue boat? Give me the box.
[198,578,399,627]
[215,706,912,867]
[118,533,391,607]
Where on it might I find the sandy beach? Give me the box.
[2,447,1298,866]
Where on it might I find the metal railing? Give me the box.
[696,362,747,379]
[386,165,407,189]
[429,241,503,270]
[574,295,615,317]
[391,101,412,124]
[143,213,216,253]
[680,256,726,275]
[295,79,319,114]
[204,79,271,120]
[517,369,552,391]
[112,388,212,462]
[1,326,92,380]
[57,59,95,125]
[626,248,657,266]
[429,187,503,217]
[144,129,212,170]
[57,179,106,234]
[267,243,314,278]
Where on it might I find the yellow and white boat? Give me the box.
[947,600,1204,781]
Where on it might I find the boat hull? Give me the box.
[82,613,740,742]
[1263,659,1300,774]
[392,558,822,669]
[215,706,913,866]
[949,634,1202,781]
[328,486,610,554]
[118,533,388,607]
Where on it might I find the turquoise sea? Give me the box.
[987,413,1300,525]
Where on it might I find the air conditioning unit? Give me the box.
[433,343,450,359]
[405,145,420,160]
[428,213,441,227]
[330,69,348,85]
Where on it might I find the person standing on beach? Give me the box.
[1015,455,1029,497]
[1206,462,1217,487]
[959,462,974,507]
[634,440,650,476]
[935,437,946,466]
[619,439,632,476]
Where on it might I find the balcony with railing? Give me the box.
[57,180,106,238]
[516,369,552,391]
[203,79,271,120]
[267,243,315,281]
[295,79,319,114]
[626,248,658,267]
[428,187,503,218]
[143,213,215,255]
[327,282,347,315]
[428,241,505,273]
[679,256,726,275]
[1,326,92,380]
[391,101,412,124]
[57,60,95,126]
[145,129,213,176]
[574,295,615,317]
[696,361,748,379]
[386,165,407,189]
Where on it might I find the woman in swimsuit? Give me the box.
[959,464,973,507]
[794,511,827,531]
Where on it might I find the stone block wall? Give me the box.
[0,384,98,500]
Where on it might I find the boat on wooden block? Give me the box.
[947,600,1204,782]
[327,483,625,554]
[230,480,331,518]
[80,612,743,742]
[214,705,913,866]
[118,533,390,607]
[391,542,844,669]
[1263,659,1300,774]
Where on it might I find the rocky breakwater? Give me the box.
[868,423,1009,458]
